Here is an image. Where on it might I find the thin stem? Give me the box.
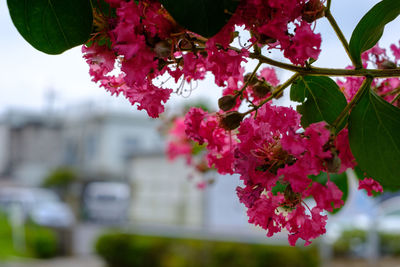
[244,73,301,116]
[267,73,301,103]
[325,10,358,67]
[391,92,400,104]
[332,76,373,129]
[193,39,400,78]
[232,46,400,78]
[326,0,332,11]
[381,86,400,97]
[238,61,262,95]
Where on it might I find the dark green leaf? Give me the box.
[349,0,400,68]
[271,181,287,196]
[349,88,400,189]
[290,76,348,128]
[353,166,366,181]
[7,0,93,54]
[310,171,348,214]
[160,0,239,37]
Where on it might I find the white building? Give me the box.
[0,111,63,185]
[0,108,253,233]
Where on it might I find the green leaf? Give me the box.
[192,142,206,156]
[160,0,239,37]
[349,88,400,189]
[349,0,400,68]
[290,76,348,128]
[310,171,349,214]
[271,181,287,196]
[7,0,93,55]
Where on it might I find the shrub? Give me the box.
[95,232,320,267]
[333,229,400,258]
[0,214,59,259]
[25,225,59,259]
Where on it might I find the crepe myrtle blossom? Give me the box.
[181,103,358,245]
[83,0,324,118]
[358,178,384,196]
[80,0,389,246]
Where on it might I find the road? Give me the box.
[2,256,103,267]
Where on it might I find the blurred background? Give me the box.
[1,0,400,267]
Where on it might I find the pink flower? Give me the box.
[205,47,248,87]
[390,41,400,62]
[306,181,343,212]
[182,52,207,81]
[335,129,356,172]
[286,206,327,246]
[284,22,322,65]
[166,118,193,163]
[259,67,280,87]
[247,192,286,237]
[206,149,235,175]
[82,43,116,83]
[336,68,365,102]
[358,178,383,196]
[196,181,207,190]
[124,82,172,118]
[184,108,208,144]
[236,185,264,208]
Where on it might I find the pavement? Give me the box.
[2,256,104,267]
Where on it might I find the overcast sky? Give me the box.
[0,0,398,115]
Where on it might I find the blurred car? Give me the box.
[83,181,130,223]
[0,187,75,228]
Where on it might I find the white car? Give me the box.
[83,182,131,223]
[0,187,75,228]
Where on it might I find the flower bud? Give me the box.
[178,38,192,50]
[302,0,325,23]
[244,73,258,86]
[219,111,244,130]
[154,40,171,58]
[326,152,341,173]
[252,82,273,98]
[283,185,302,209]
[218,95,237,111]
[378,60,397,69]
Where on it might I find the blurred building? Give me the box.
[62,111,163,181]
[0,109,162,185]
[129,155,204,226]
[0,111,63,185]
[0,108,252,233]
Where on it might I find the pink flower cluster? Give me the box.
[182,102,355,245]
[166,118,193,164]
[338,43,400,105]
[232,0,323,65]
[82,0,175,118]
[82,0,324,118]
[82,0,389,246]
[358,178,384,196]
[165,63,384,245]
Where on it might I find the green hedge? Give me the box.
[25,224,59,259]
[95,232,320,267]
[333,229,400,257]
[0,214,59,259]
